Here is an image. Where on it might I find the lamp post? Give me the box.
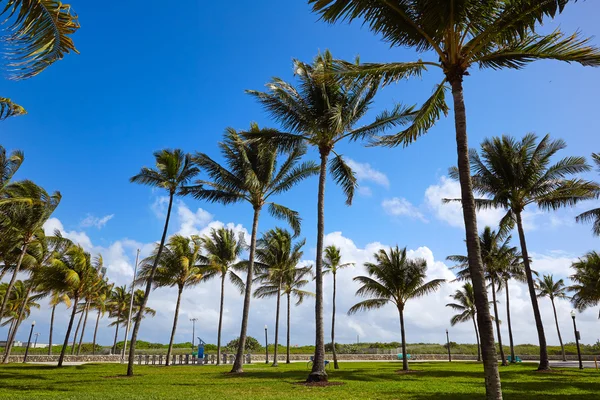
[23,320,36,363]
[446,329,452,362]
[571,310,583,370]
[264,325,269,364]
[33,333,40,349]
[190,318,198,352]
[122,248,140,362]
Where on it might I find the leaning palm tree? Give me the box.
[455,134,598,370]
[536,275,569,362]
[576,153,600,236]
[137,235,205,366]
[198,228,245,365]
[183,124,318,374]
[127,149,199,376]
[253,228,305,367]
[247,51,413,382]
[47,290,71,355]
[349,246,444,371]
[0,1,78,120]
[570,252,600,319]
[323,245,353,369]
[90,280,114,355]
[310,1,600,393]
[446,283,481,362]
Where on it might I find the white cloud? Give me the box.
[80,214,114,229]
[176,201,213,237]
[151,196,169,219]
[346,158,390,188]
[382,197,426,221]
[357,186,373,197]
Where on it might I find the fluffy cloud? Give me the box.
[346,158,390,188]
[382,197,426,221]
[80,214,114,229]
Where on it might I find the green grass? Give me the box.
[0,361,598,399]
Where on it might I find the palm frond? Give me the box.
[329,153,357,206]
[347,298,389,315]
[0,97,26,120]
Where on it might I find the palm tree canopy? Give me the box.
[323,245,354,275]
[0,146,24,190]
[309,1,600,147]
[576,153,600,236]
[536,274,568,301]
[349,246,445,314]
[183,124,318,235]
[130,149,199,195]
[0,280,43,325]
[570,251,600,317]
[198,227,246,293]
[446,282,476,326]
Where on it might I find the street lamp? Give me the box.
[23,320,36,363]
[190,318,198,352]
[446,329,452,362]
[264,325,269,364]
[570,310,583,370]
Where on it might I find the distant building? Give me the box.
[0,341,23,347]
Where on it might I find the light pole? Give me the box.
[33,333,40,349]
[571,310,583,370]
[23,320,36,363]
[446,329,452,362]
[264,325,269,364]
[190,318,198,352]
[122,248,140,362]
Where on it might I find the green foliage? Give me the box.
[226,336,261,352]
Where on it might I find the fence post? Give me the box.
[138,354,142,365]
[159,355,163,365]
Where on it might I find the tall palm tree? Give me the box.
[253,228,305,367]
[90,281,114,355]
[570,251,600,319]
[446,283,481,362]
[536,275,569,362]
[0,181,60,325]
[137,235,205,366]
[323,245,353,369]
[281,265,314,364]
[349,246,444,371]
[0,1,78,120]
[198,227,245,366]
[247,51,412,382]
[74,256,107,355]
[127,149,199,376]
[183,124,318,374]
[109,285,129,354]
[309,1,600,394]
[47,290,71,355]
[576,153,600,236]
[459,134,598,370]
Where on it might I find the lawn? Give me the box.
[0,361,598,399]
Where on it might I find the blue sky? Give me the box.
[2,1,600,348]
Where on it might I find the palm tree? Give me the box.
[0,181,60,325]
[323,245,353,369]
[570,252,600,319]
[349,246,444,371]
[446,283,481,362]
[127,149,199,376]
[576,153,600,235]
[183,124,318,374]
[0,145,24,194]
[198,228,245,365]
[247,51,412,382]
[47,290,71,355]
[137,235,204,366]
[253,228,305,367]
[281,265,314,364]
[0,1,78,120]
[90,281,113,355]
[536,275,569,362]
[109,285,129,354]
[309,1,600,393]
[459,134,598,370]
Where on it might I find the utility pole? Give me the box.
[122,249,140,362]
[190,318,198,352]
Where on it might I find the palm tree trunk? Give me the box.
[550,298,566,362]
[58,294,79,367]
[127,192,174,376]
[505,280,516,363]
[450,77,502,399]
[332,272,339,369]
[48,304,56,355]
[515,211,550,370]
[308,150,329,383]
[272,279,282,367]
[0,268,7,281]
[473,316,481,362]
[490,279,507,366]
[217,273,226,366]
[112,316,120,354]
[0,241,28,325]
[71,306,84,355]
[231,206,261,373]
[77,301,90,355]
[92,310,101,355]
[399,306,408,371]
[286,292,291,364]
[165,285,183,366]
[2,285,32,363]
